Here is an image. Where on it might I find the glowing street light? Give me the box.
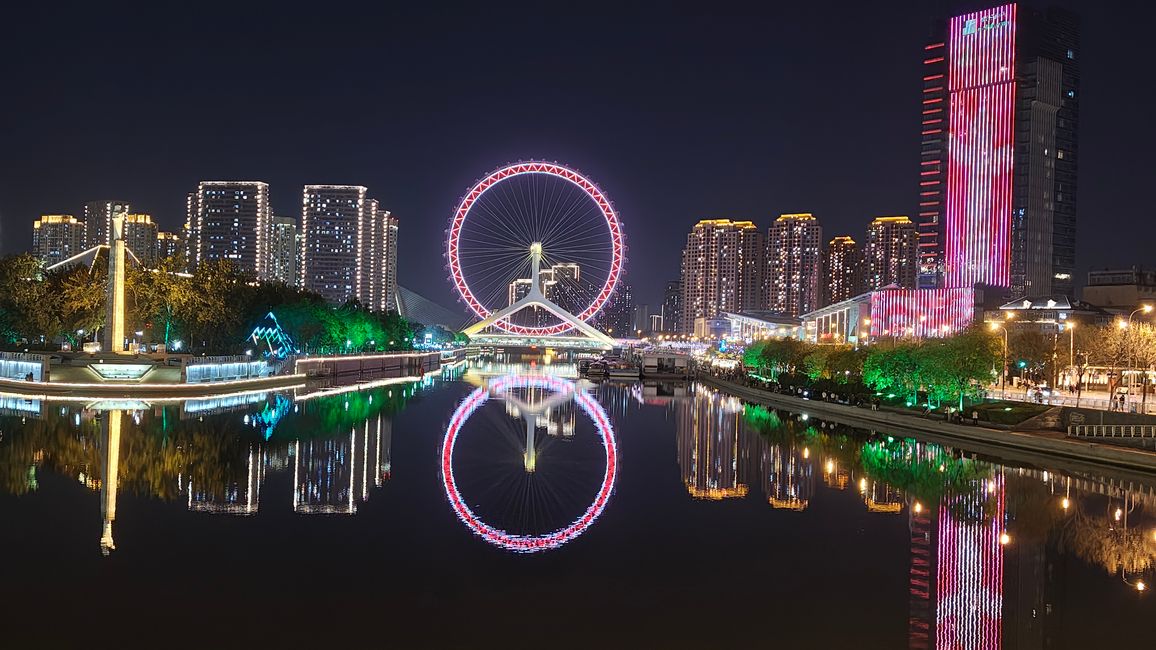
[989,321,1009,396]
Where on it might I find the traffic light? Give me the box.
[1017,360,1027,369]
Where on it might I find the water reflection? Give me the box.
[4,367,1156,645]
[441,373,617,553]
[0,372,437,555]
[678,384,1156,648]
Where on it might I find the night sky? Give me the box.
[2,1,1151,309]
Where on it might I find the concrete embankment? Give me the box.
[701,375,1156,474]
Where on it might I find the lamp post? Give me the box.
[990,321,1009,398]
[1125,305,1153,409]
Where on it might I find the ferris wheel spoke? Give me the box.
[459,216,529,249]
[468,198,534,247]
[538,186,598,244]
[494,178,537,244]
[543,205,607,247]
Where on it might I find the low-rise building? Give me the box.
[1082,267,1156,309]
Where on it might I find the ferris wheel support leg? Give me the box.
[460,297,536,336]
[460,296,617,347]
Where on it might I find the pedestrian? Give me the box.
[972,410,979,425]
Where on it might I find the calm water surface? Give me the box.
[2,361,1154,649]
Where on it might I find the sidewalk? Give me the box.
[989,385,1156,416]
[700,375,1156,474]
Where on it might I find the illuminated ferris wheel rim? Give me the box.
[440,375,618,553]
[446,161,625,336]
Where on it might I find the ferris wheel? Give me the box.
[447,161,624,338]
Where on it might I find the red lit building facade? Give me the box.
[918,3,1080,299]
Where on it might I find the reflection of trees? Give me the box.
[0,415,101,496]
[0,411,259,502]
[860,438,992,509]
[1056,505,1156,576]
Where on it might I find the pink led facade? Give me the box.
[869,287,976,338]
[935,483,1005,650]
[944,4,1017,289]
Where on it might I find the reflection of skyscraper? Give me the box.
[675,386,754,499]
[908,503,936,649]
[935,482,1005,650]
[186,445,264,515]
[760,441,813,510]
[293,413,391,514]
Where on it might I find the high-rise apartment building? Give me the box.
[679,220,764,333]
[268,216,298,286]
[122,214,159,267]
[863,216,918,291]
[191,181,271,277]
[593,281,634,336]
[83,200,131,248]
[766,213,823,317]
[920,3,1080,297]
[301,185,366,304]
[157,231,184,264]
[662,279,683,333]
[32,215,87,266]
[357,203,399,312]
[825,236,860,305]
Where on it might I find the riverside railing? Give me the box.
[184,355,271,383]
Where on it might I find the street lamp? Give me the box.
[1125,304,1153,408]
[990,321,1009,397]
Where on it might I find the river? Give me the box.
[1,361,1153,648]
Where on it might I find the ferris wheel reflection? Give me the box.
[440,374,618,553]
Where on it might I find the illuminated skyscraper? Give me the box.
[301,185,366,304]
[593,280,634,336]
[191,181,271,277]
[83,200,130,248]
[766,213,823,317]
[32,215,87,265]
[358,203,399,312]
[922,3,1079,297]
[268,215,298,286]
[121,214,159,267]
[679,219,763,333]
[864,216,918,290]
[825,235,860,305]
[157,231,184,264]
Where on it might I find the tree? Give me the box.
[46,263,105,346]
[863,341,921,403]
[127,254,196,347]
[920,327,1001,410]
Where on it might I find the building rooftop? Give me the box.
[777,213,816,221]
[870,215,912,225]
[693,219,757,229]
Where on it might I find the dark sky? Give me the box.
[1,1,1150,308]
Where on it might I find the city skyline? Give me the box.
[1,1,1144,309]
